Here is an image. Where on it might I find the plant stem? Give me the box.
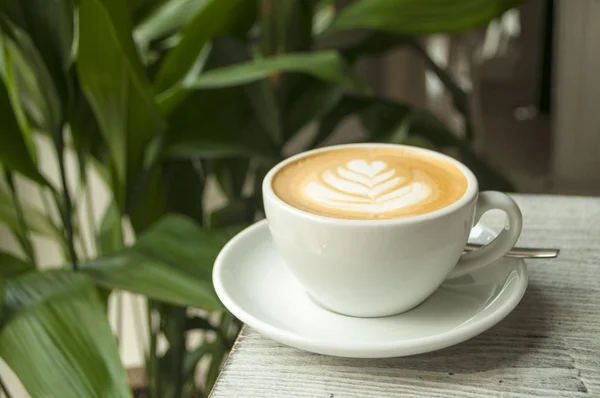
[171,307,187,398]
[72,184,91,259]
[410,41,475,142]
[146,300,159,398]
[84,172,98,256]
[39,186,59,227]
[53,127,78,269]
[4,171,36,265]
[39,186,71,260]
[0,375,14,398]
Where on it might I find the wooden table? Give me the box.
[211,195,600,397]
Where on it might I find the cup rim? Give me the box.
[262,143,479,225]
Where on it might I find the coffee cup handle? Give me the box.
[447,191,523,279]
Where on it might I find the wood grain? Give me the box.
[211,195,600,397]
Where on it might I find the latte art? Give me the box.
[272,146,468,220]
[305,160,437,214]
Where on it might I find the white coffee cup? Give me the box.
[262,144,523,317]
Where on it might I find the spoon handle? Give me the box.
[464,243,560,259]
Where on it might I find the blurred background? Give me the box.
[336,0,599,195]
[0,0,598,397]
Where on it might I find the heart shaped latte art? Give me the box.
[304,159,436,214]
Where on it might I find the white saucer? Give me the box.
[213,220,528,358]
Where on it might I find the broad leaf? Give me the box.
[327,0,522,36]
[0,76,46,184]
[134,0,210,43]
[203,37,283,146]
[214,158,249,201]
[208,198,256,229]
[309,95,371,149]
[163,159,205,225]
[186,316,219,332]
[153,0,252,92]
[126,0,171,24]
[0,189,61,239]
[82,214,243,310]
[0,251,34,278]
[97,201,123,254]
[359,99,412,141]
[0,0,73,102]
[0,16,62,134]
[318,30,410,63]
[0,270,131,398]
[164,87,281,160]
[78,0,165,206]
[69,82,108,183]
[0,273,3,318]
[183,341,219,381]
[187,51,365,91]
[259,0,313,55]
[284,80,343,138]
[205,342,226,392]
[246,78,282,146]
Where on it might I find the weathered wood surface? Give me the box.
[211,195,600,397]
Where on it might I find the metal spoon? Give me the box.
[464,243,560,259]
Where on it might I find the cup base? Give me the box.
[306,292,427,318]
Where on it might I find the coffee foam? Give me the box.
[271,147,468,220]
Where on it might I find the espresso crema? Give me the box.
[271,147,468,220]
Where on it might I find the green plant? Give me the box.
[0,0,520,397]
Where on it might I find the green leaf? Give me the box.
[326,0,523,36]
[187,51,365,91]
[1,0,73,102]
[0,251,34,278]
[163,159,205,225]
[318,30,410,63]
[358,99,412,141]
[214,158,249,201]
[82,214,243,310]
[0,270,131,398]
[0,189,61,239]
[127,165,168,234]
[77,0,165,207]
[313,0,335,35]
[259,0,313,55]
[284,80,343,139]
[246,78,282,146]
[134,0,210,43]
[0,273,4,318]
[309,95,371,149]
[184,341,218,381]
[205,342,226,392]
[68,82,108,180]
[186,316,219,332]
[164,87,280,160]
[208,198,256,229]
[97,201,123,254]
[153,0,251,92]
[126,0,171,24]
[0,14,63,134]
[0,76,46,184]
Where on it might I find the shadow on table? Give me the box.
[308,284,589,394]
[332,284,555,373]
